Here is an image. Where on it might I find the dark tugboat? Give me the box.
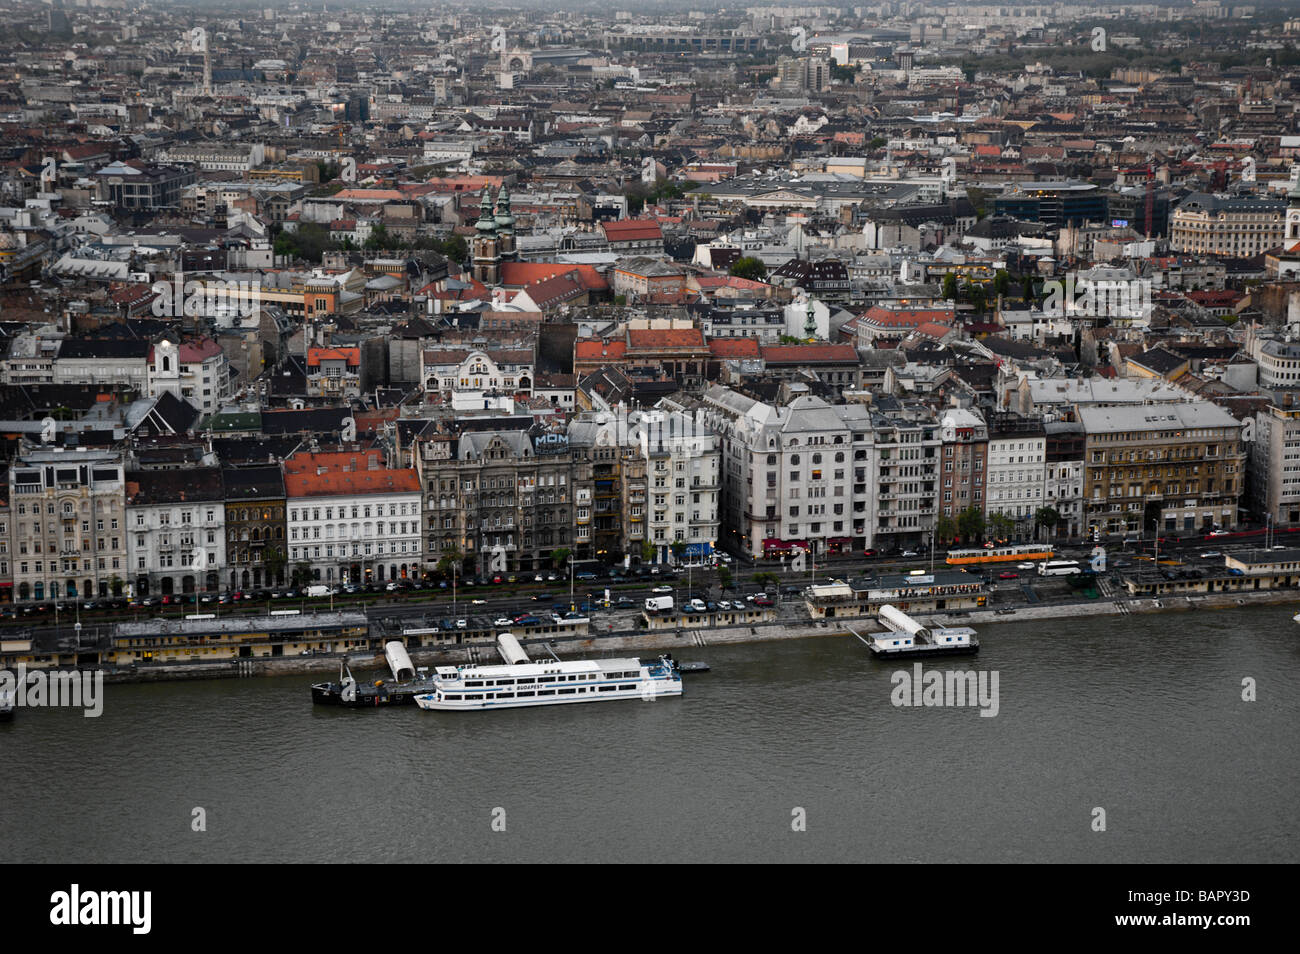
[310,662,432,708]
[662,653,710,674]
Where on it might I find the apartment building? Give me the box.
[985,415,1048,533]
[222,464,288,592]
[1080,402,1245,538]
[7,449,126,603]
[1248,397,1300,528]
[148,337,232,416]
[284,449,422,586]
[568,419,634,565]
[1169,193,1285,258]
[871,405,941,550]
[700,386,877,559]
[125,468,226,598]
[306,346,362,399]
[415,429,575,578]
[938,408,988,522]
[1043,421,1086,540]
[631,410,720,564]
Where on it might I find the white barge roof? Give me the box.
[435,657,643,678]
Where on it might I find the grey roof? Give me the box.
[457,430,534,460]
[1077,401,1241,435]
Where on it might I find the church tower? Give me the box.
[494,185,516,263]
[471,187,500,285]
[1286,177,1300,248]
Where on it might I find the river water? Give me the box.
[2,606,1296,863]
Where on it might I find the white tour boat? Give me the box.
[413,634,682,711]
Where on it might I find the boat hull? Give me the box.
[414,682,682,711]
[869,643,980,658]
[310,683,427,707]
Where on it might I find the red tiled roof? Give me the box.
[913,322,954,339]
[499,262,608,292]
[148,338,224,363]
[600,219,663,241]
[283,450,420,498]
[862,306,956,327]
[575,339,627,362]
[523,272,587,308]
[708,338,762,359]
[761,343,858,364]
[626,328,707,351]
[307,347,360,368]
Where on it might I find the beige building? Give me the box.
[1169,193,1285,258]
[7,449,127,603]
[1080,402,1245,538]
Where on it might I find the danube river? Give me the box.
[3,606,1297,863]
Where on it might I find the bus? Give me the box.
[1037,559,1082,577]
[946,543,1055,566]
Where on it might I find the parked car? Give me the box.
[753,595,774,607]
[651,585,672,594]
[862,548,877,557]
[998,571,1019,580]
[455,619,467,629]
[900,549,918,557]
[493,618,512,627]
[1200,551,1222,559]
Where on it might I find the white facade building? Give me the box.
[148,337,232,415]
[986,421,1048,532]
[124,468,226,598]
[284,450,423,585]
